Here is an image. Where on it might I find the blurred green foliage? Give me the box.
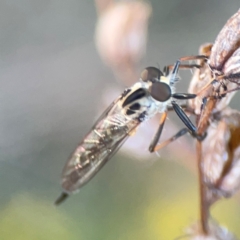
[1,0,240,239]
[1,154,240,239]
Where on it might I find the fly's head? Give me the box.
[140,66,172,103]
[139,62,181,113]
[119,66,175,122]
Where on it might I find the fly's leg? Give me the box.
[215,83,240,97]
[163,63,201,75]
[165,60,206,141]
[172,93,197,100]
[150,57,207,150]
[167,104,195,115]
[165,59,199,84]
[171,101,206,141]
[219,82,227,98]
[163,55,208,75]
[200,97,208,112]
[149,104,198,152]
[149,128,190,152]
[171,93,206,140]
[148,111,201,153]
[179,55,208,62]
[149,111,168,152]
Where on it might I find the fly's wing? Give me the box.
[57,96,140,201]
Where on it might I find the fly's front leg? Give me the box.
[171,93,206,140]
[171,101,206,141]
[164,64,201,75]
[179,55,208,62]
[167,104,195,116]
[163,55,208,80]
[172,93,196,100]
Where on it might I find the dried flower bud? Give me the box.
[202,108,240,198]
[95,1,151,69]
[188,43,237,118]
[188,43,214,115]
[222,47,240,76]
[209,10,240,71]
[208,9,240,95]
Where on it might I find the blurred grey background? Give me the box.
[1,1,240,239]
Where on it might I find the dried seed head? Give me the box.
[95,1,151,69]
[202,10,240,108]
[209,9,240,71]
[188,43,213,115]
[185,220,237,240]
[188,42,238,117]
[222,47,240,76]
[202,108,240,198]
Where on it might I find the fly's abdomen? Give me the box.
[61,113,134,193]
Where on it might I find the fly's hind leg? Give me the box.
[149,111,199,153]
[149,127,190,152]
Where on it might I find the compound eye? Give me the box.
[140,67,163,82]
[150,82,171,102]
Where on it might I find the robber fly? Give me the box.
[55,60,203,205]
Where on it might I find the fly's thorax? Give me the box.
[118,80,172,122]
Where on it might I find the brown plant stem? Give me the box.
[196,97,217,234]
[196,140,210,235]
